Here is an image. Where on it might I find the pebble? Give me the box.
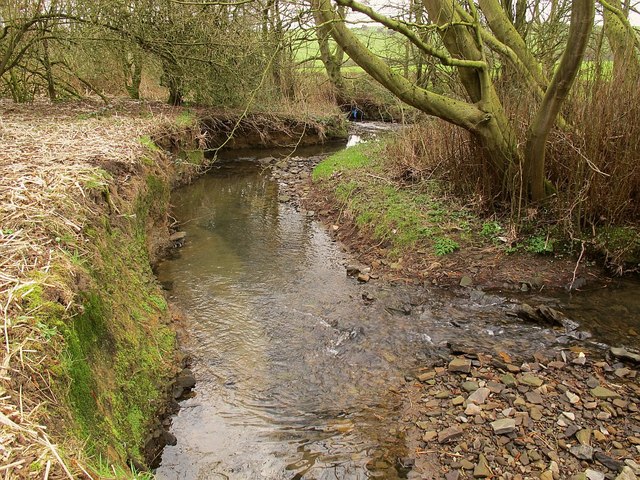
[519,374,544,387]
[473,453,492,478]
[591,386,621,399]
[449,358,472,373]
[570,444,594,461]
[468,387,491,405]
[586,470,605,480]
[615,467,639,480]
[491,418,516,435]
[438,426,464,443]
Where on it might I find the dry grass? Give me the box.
[0,98,186,478]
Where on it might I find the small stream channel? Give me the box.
[154,136,640,479]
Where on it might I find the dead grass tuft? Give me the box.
[0,98,188,478]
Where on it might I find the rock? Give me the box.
[530,406,543,421]
[625,460,640,474]
[525,391,543,404]
[473,454,492,478]
[501,374,517,387]
[162,430,177,446]
[417,371,436,382]
[591,386,621,399]
[439,426,464,443]
[460,459,475,470]
[468,388,491,405]
[537,305,570,327]
[491,418,516,435]
[615,467,638,480]
[594,451,623,472]
[465,404,483,416]
[460,276,473,287]
[586,470,605,480]
[169,231,187,241]
[576,429,592,446]
[462,381,479,392]
[176,369,196,388]
[445,471,460,480]
[357,273,370,283]
[346,265,362,276]
[566,391,581,404]
[452,395,465,406]
[610,347,640,364]
[515,303,542,323]
[615,368,631,378]
[277,194,291,202]
[449,357,472,373]
[570,444,594,461]
[539,471,554,480]
[519,374,543,387]
[423,431,437,442]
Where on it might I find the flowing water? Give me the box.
[154,143,640,480]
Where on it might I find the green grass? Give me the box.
[313,143,477,257]
[312,143,375,180]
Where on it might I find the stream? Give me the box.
[154,138,640,480]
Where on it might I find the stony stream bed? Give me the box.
[154,136,640,480]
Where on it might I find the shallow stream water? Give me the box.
[154,141,639,480]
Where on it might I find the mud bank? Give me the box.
[0,100,345,478]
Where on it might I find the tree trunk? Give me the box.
[601,0,640,80]
[524,0,594,202]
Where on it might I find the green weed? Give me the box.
[433,237,460,256]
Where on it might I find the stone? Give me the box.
[615,467,638,480]
[501,374,517,387]
[169,231,187,241]
[468,388,491,405]
[564,391,580,406]
[465,403,483,416]
[530,406,543,421]
[611,347,640,364]
[452,395,465,406]
[525,391,543,404]
[491,418,517,435]
[423,431,438,442]
[594,451,623,472]
[539,471,554,480]
[625,460,640,474]
[439,426,464,443]
[474,454,492,478]
[462,381,480,392]
[591,386,621,399]
[449,358,472,373]
[460,459,475,470]
[460,276,473,287]
[445,471,460,480]
[418,371,436,382]
[614,368,631,378]
[570,444,594,461]
[586,470,605,480]
[519,374,543,387]
[576,429,592,446]
[357,273,370,283]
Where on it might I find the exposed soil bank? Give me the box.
[0,99,346,478]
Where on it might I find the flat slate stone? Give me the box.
[467,387,491,405]
[591,386,621,399]
[570,444,594,461]
[438,426,464,443]
[519,373,544,387]
[449,357,472,373]
[491,418,516,435]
